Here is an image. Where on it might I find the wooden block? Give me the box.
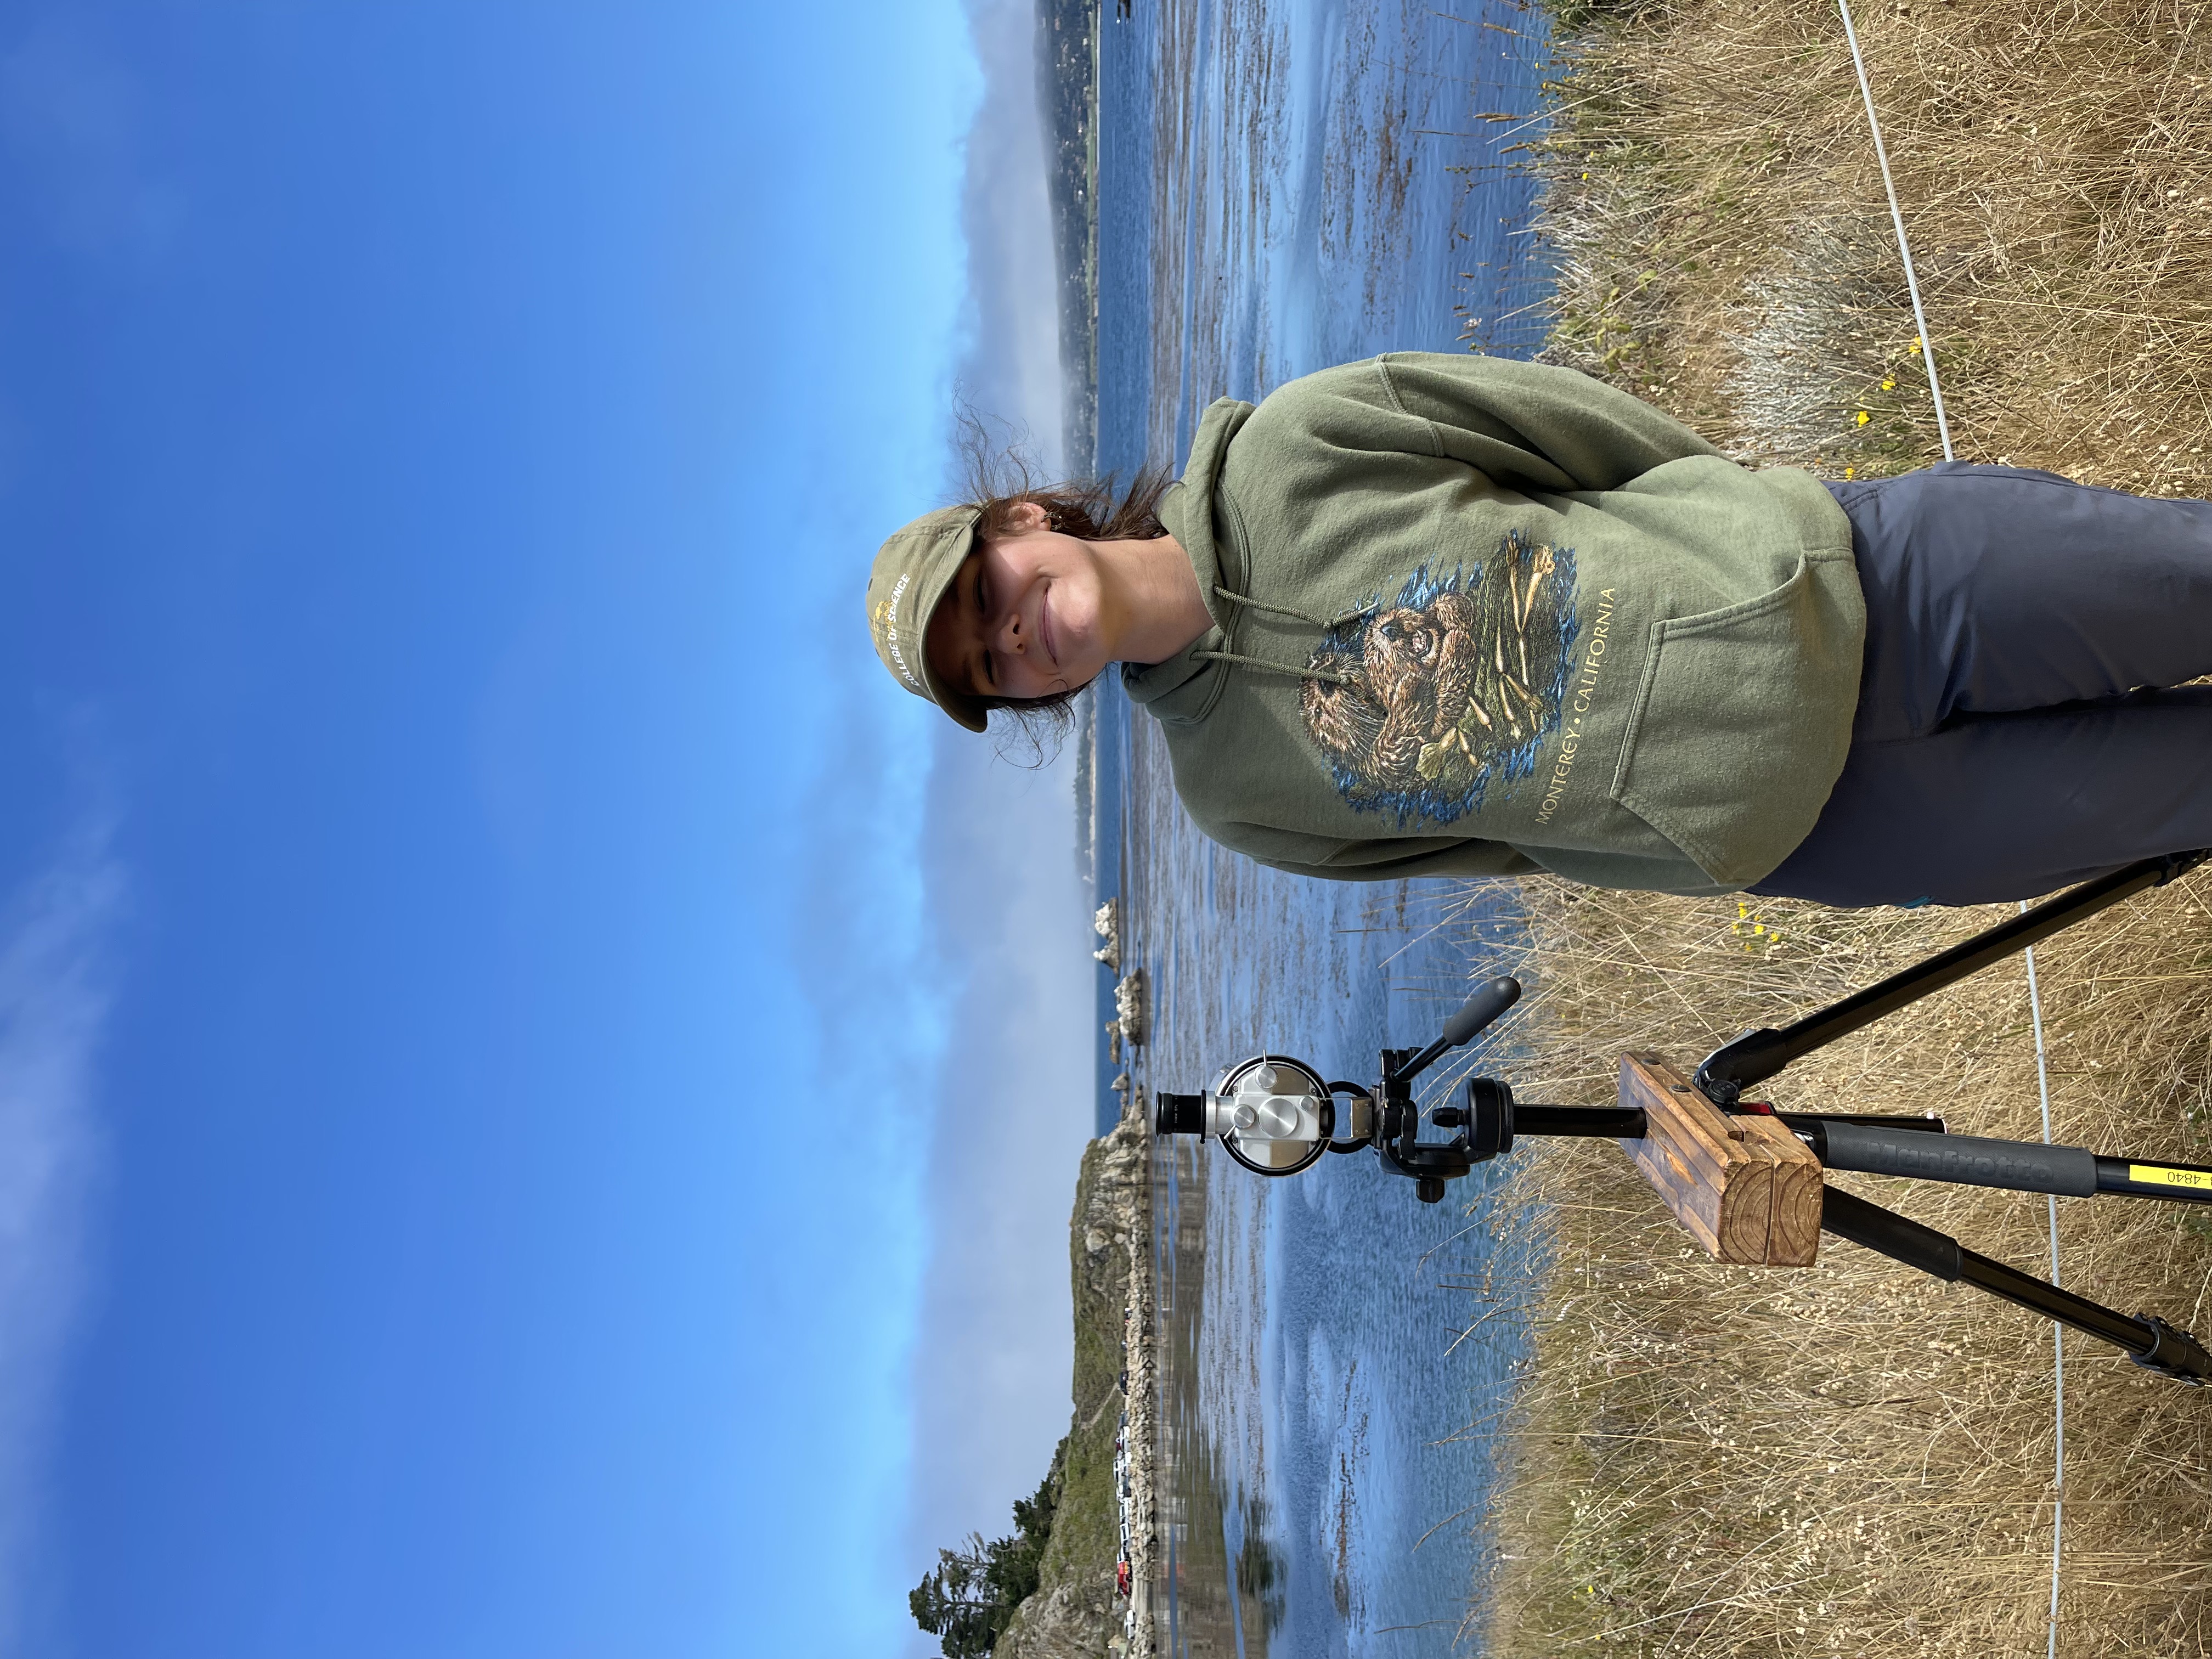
[1616,1052,1822,1267]
[1736,1110,1823,1266]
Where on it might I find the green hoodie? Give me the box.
[1125,353,1864,894]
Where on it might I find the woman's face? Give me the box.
[925,504,1110,702]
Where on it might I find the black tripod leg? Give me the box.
[1821,1189,2212,1384]
[1699,850,2210,1102]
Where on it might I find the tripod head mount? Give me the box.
[1154,977,1525,1204]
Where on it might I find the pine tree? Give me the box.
[909,1536,1001,1659]
[909,1452,1066,1656]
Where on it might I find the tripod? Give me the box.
[1158,849,2212,1383]
[1714,850,2212,1381]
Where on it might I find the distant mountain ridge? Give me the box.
[1035,0,1098,473]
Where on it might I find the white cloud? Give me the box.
[901,725,1093,1647]
[0,797,125,1645]
[955,0,1066,479]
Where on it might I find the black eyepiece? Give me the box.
[1155,1091,1206,1137]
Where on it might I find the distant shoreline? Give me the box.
[1115,1108,1159,1657]
[1037,0,1100,472]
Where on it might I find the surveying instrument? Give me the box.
[1156,851,2212,1384]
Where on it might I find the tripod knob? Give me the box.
[1467,1077,1515,1159]
[1433,1107,1466,1129]
[1416,1176,1447,1204]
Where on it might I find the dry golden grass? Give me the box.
[1526,0,2212,491]
[1477,877,2212,1656]
[1469,2,2212,1651]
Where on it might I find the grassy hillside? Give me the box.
[1531,0,2211,492]
[995,1120,1142,1657]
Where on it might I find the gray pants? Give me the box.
[1751,462,2212,907]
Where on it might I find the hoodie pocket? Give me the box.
[1607,551,1860,887]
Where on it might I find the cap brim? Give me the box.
[868,507,990,733]
[914,556,990,733]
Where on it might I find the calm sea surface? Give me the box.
[1084,1,1558,1654]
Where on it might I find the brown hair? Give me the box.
[955,418,1172,763]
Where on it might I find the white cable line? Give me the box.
[1836,0,1956,462]
[2024,929,2064,1659]
[1835,2,2057,1644]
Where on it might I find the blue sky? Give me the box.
[0,3,1087,1655]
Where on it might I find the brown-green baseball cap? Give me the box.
[866,504,989,732]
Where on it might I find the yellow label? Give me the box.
[2129,1164,2212,1191]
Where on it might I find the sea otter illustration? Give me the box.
[1301,533,1577,821]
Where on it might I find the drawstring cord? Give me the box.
[1194,648,1351,686]
[1198,584,1370,686]
[1211,584,1368,631]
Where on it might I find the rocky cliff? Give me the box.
[994,1114,1149,1658]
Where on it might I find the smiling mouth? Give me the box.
[1039,583,1060,667]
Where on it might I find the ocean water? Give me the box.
[1083,1,1559,1654]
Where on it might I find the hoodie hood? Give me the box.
[1120,398,1255,725]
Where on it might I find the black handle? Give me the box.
[1443,978,1521,1046]
[1814,1121,2097,1196]
[1388,978,1523,1087]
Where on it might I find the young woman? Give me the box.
[866,353,2212,907]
